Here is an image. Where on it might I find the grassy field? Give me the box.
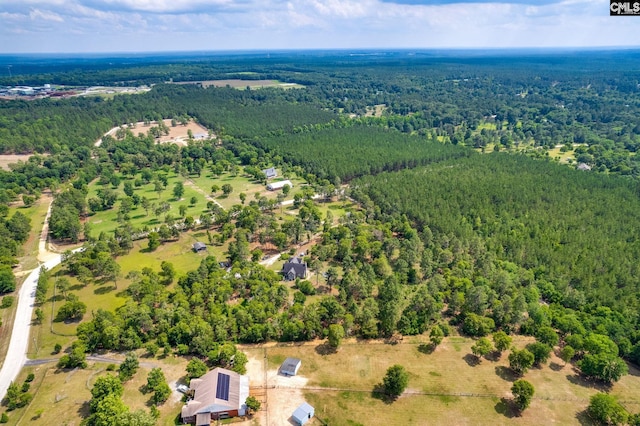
[3,357,189,426]
[86,172,210,237]
[189,168,306,210]
[28,234,224,359]
[256,338,640,426]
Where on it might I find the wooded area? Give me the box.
[1,51,640,424]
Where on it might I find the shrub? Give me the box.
[0,296,13,309]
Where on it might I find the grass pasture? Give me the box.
[29,234,222,359]
[5,358,188,426]
[86,172,210,237]
[256,338,640,426]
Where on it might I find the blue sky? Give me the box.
[0,0,637,53]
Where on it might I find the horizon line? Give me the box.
[1,45,640,57]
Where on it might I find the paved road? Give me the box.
[0,195,81,400]
[0,254,63,399]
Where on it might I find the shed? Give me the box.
[193,242,207,252]
[267,180,293,191]
[280,357,302,376]
[292,402,314,425]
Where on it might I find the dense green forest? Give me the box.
[254,124,470,181]
[1,51,640,393]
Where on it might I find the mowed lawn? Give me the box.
[261,338,640,426]
[189,168,307,210]
[86,172,210,237]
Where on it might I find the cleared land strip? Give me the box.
[270,384,640,405]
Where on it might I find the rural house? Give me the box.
[267,180,293,191]
[192,242,207,252]
[280,357,302,376]
[281,257,307,281]
[263,167,277,179]
[292,402,315,425]
[181,368,250,425]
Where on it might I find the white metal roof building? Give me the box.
[266,180,293,191]
[280,357,302,376]
[292,402,315,425]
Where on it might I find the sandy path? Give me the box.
[183,178,224,210]
[37,194,59,263]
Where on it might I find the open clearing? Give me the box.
[173,80,305,90]
[0,155,35,171]
[243,338,640,426]
[97,119,211,147]
[8,356,188,426]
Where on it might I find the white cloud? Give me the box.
[29,8,64,22]
[0,0,638,52]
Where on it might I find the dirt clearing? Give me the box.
[245,351,312,426]
[173,79,305,89]
[0,154,35,171]
[96,119,212,147]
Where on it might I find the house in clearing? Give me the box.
[280,357,302,376]
[292,402,315,425]
[266,179,292,191]
[181,367,250,425]
[263,167,277,179]
[577,162,592,171]
[281,257,307,281]
[193,242,207,252]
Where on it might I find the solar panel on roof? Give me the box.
[216,372,230,401]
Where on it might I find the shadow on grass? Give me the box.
[418,343,435,355]
[463,353,480,367]
[69,284,85,292]
[315,343,337,356]
[94,285,115,295]
[485,351,501,362]
[371,383,396,405]
[576,409,596,425]
[77,400,91,419]
[494,397,518,418]
[566,373,611,391]
[627,362,640,378]
[495,366,518,382]
[549,362,564,371]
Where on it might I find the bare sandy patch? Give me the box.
[0,154,36,171]
[173,79,305,90]
[267,368,309,426]
[245,353,311,426]
[96,119,213,147]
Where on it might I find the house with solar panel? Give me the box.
[181,367,250,425]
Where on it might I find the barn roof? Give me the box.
[181,368,248,420]
[263,167,277,178]
[193,242,207,251]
